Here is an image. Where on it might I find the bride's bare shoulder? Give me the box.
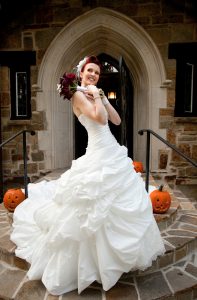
[72,91,86,104]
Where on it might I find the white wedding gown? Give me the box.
[11,114,165,295]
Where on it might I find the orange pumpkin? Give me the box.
[3,189,26,212]
[133,161,143,173]
[150,185,171,214]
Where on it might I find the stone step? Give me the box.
[0,250,197,300]
[0,174,196,299]
[0,205,29,271]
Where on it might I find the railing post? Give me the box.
[138,128,196,193]
[145,131,150,192]
[22,131,28,198]
[0,130,35,200]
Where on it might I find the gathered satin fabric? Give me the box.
[11,114,165,295]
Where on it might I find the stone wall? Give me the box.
[0,0,196,184]
[0,66,47,184]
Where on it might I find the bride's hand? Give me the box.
[84,90,94,101]
[86,85,100,97]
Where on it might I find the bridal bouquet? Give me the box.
[57,72,86,100]
[57,72,104,101]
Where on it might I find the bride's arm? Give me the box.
[102,97,121,126]
[72,90,107,125]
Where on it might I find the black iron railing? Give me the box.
[138,129,197,192]
[0,130,35,200]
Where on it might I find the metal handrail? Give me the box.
[138,129,197,192]
[0,130,36,200]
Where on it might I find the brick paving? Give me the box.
[0,174,196,300]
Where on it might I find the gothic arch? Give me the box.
[36,7,168,170]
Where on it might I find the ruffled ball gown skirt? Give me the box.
[11,114,165,295]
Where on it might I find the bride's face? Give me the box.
[80,63,100,86]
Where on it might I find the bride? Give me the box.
[11,55,165,296]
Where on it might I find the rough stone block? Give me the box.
[0,31,21,49]
[23,36,34,50]
[35,28,60,49]
[31,111,45,124]
[35,7,53,24]
[177,168,186,177]
[136,271,171,300]
[165,236,194,248]
[1,108,10,118]
[175,289,193,300]
[36,49,46,65]
[152,15,169,24]
[159,152,168,169]
[39,162,45,170]
[178,135,197,142]
[180,224,197,233]
[62,287,102,299]
[1,92,10,107]
[146,27,171,44]
[132,16,150,25]
[105,282,138,300]
[47,294,59,300]
[14,256,30,270]
[117,5,138,17]
[19,163,38,174]
[171,24,195,42]
[0,67,10,91]
[158,252,174,268]
[137,3,160,16]
[0,234,15,252]
[167,89,176,107]
[160,108,174,116]
[160,117,174,129]
[0,267,26,299]
[184,123,197,131]
[175,144,191,161]
[30,65,39,86]
[186,167,197,176]
[193,285,197,298]
[0,261,7,273]
[178,215,197,226]
[185,263,197,278]
[192,145,197,161]
[2,148,11,161]
[31,150,44,162]
[165,267,197,293]
[15,280,46,300]
[167,230,196,238]
[167,129,176,145]
[175,245,187,262]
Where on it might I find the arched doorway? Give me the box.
[74,54,134,159]
[36,7,167,171]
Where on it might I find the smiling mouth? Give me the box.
[88,77,95,81]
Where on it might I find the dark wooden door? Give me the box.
[74,115,88,158]
[119,56,133,158]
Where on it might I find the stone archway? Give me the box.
[36,7,168,170]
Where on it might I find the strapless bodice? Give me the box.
[78,114,118,150]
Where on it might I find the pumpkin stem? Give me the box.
[158,185,164,191]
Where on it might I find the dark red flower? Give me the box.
[57,72,78,100]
